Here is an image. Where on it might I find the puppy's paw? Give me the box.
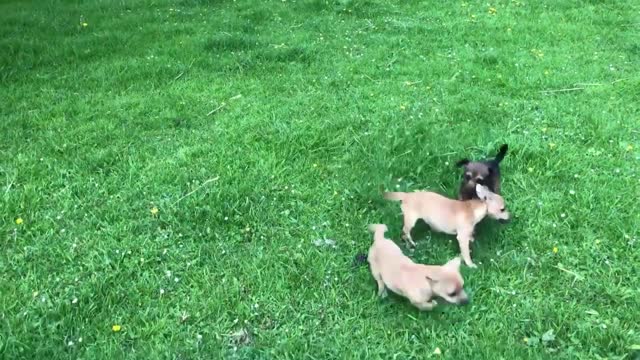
[422,300,438,311]
[466,262,478,269]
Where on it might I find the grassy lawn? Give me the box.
[1,0,639,358]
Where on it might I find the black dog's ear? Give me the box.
[456,159,470,167]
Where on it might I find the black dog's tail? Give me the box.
[353,253,368,267]
[494,144,508,163]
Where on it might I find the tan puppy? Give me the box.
[367,224,469,310]
[384,184,510,268]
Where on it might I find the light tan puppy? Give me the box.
[384,184,510,268]
[367,224,469,310]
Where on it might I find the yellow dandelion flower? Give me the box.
[549,143,556,149]
[541,127,548,133]
[488,7,497,14]
[15,217,24,225]
[527,167,534,173]
[112,324,122,332]
[81,22,88,27]
[626,144,633,151]
[530,49,544,59]
[523,337,529,343]
[433,347,442,355]
[150,207,159,215]
[400,104,406,111]
[507,27,512,32]
[552,246,558,254]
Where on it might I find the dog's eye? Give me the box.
[500,207,505,212]
[464,174,472,181]
[448,290,458,297]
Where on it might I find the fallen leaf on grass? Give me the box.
[312,238,337,248]
[228,328,252,347]
[541,329,555,343]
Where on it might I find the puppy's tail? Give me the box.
[383,192,406,202]
[368,223,388,234]
[368,224,388,244]
[494,144,508,163]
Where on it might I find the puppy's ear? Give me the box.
[423,266,442,281]
[475,184,490,200]
[426,258,462,281]
[456,159,470,168]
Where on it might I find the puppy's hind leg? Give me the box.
[401,211,418,248]
[375,274,387,298]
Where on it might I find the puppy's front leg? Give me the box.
[402,232,416,248]
[411,299,438,311]
[457,231,477,268]
[376,277,388,298]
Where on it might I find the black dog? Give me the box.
[456,144,508,200]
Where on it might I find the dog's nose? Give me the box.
[459,297,470,306]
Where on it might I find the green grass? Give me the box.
[1,0,639,358]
